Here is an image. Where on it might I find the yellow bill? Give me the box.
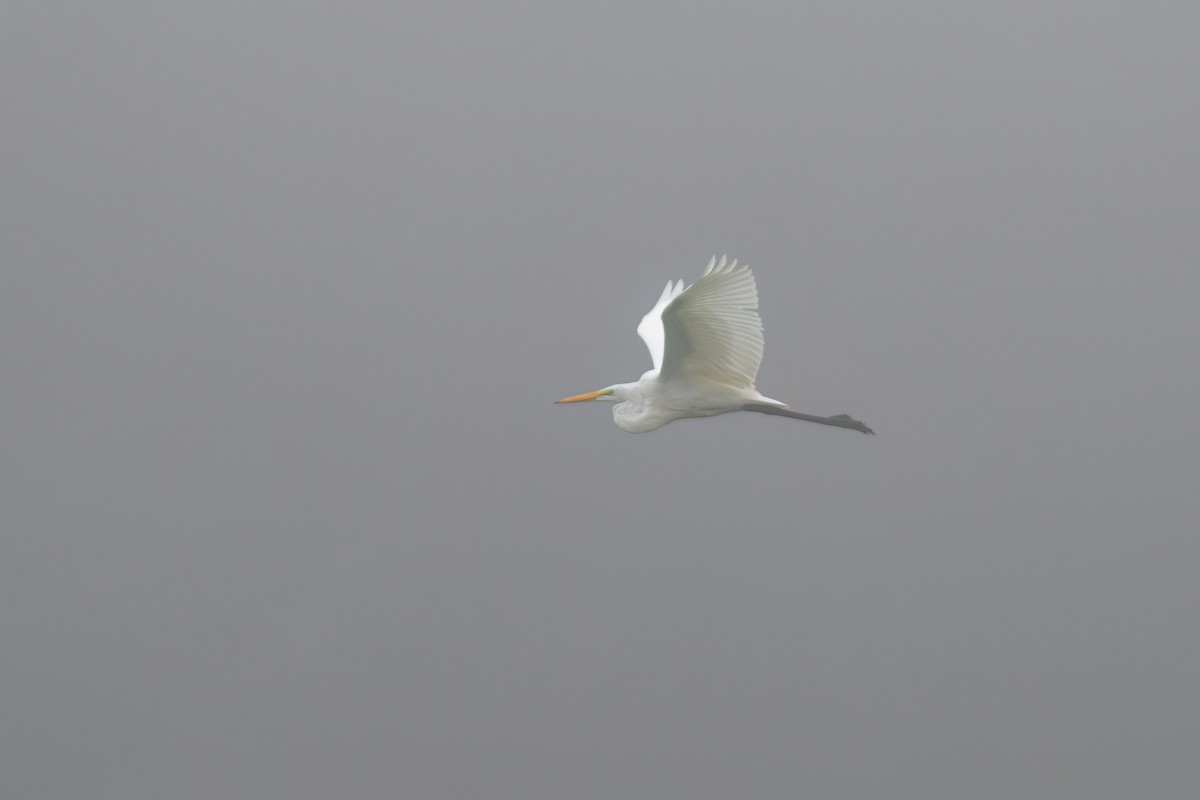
[555,388,614,403]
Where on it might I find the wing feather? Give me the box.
[637,256,765,388]
[636,278,685,372]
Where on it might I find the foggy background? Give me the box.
[3,3,1198,798]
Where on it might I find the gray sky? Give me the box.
[3,2,1199,798]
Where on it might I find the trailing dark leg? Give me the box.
[742,403,874,434]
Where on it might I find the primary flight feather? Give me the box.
[557,256,874,434]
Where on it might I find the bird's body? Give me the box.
[606,373,766,434]
[557,256,873,435]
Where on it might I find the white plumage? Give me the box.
[558,256,873,435]
[653,256,763,387]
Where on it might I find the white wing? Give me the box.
[636,277,686,372]
[637,256,764,388]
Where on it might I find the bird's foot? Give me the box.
[831,414,875,435]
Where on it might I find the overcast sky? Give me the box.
[3,3,1199,799]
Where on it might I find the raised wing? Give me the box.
[636,277,686,372]
[638,256,764,388]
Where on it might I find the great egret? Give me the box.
[557,256,874,435]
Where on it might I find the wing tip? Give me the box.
[703,254,752,277]
[657,280,674,304]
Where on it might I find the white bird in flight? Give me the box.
[557,256,874,435]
